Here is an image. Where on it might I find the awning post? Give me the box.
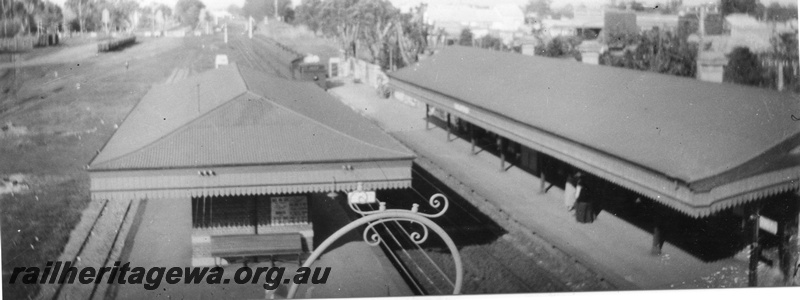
[446,113,451,142]
[748,204,761,287]
[253,196,259,234]
[778,193,800,285]
[425,104,429,130]
[470,122,476,155]
[538,155,546,194]
[497,136,505,172]
[650,202,664,256]
[651,223,664,256]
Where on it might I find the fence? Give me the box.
[758,56,800,91]
[0,35,54,52]
[345,57,419,106]
[97,36,136,52]
[348,58,386,89]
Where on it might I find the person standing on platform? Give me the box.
[574,173,598,224]
[564,171,582,212]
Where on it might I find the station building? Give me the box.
[388,46,800,285]
[88,64,415,267]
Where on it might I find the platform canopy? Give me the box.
[89,64,415,201]
[389,46,800,218]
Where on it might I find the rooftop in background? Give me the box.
[698,14,798,54]
[423,3,525,35]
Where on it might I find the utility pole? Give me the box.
[79,0,83,34]
[699,6,706,40]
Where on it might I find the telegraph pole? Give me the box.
[79,0,83,33]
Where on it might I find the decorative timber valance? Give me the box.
[89,161,412,201]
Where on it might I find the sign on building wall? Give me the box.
[271,196,308,225]
[454,103,470,114]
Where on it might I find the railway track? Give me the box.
[224,30,600,295]
[360,165,572,295]
[227,30,292,78]
[36,198,141,300]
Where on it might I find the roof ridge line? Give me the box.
[90,90,251,169]
[89,84,164,166]
[234,63,249,92]
[257,88,414,158]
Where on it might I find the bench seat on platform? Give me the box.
[210,232,304,266]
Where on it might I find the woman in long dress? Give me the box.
[563,172,581,211]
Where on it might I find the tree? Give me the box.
[283,7,294,22]
[763,32,800,92]
[393,3,429,67]
[536,35,581,60]
[293,0,430,70]
[524,0,552,18]
[157,4,172,18]
[62,5,77,31]
[294,0,322,32]
[0,0,65,35]
[720,0,758,17]
[352,0,398,65]
[600,29,697,78]
[242,0,290,22]
[458,28,472,46]
[630,1,645,11]
[175,0,205,28]
[113,0,139,31]
[227,4,243,17]
[476,35,504,50]
[555,4,573,19]
[765,3,798,22]
[724,47,764,87]
[65,0,98,32]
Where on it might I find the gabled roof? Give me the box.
[89,64,414,171]
[388,46,800,217]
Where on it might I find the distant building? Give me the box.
[577,40,605,65]
[603,10,638,40]
[695,14,797,57]
[424,3,525,44]
[517,35,541,56]
[696,51,728,83]
[636,13,680,32]
[678,12,723,39]
[540,9,679,41]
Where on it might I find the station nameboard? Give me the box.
[453,103,470,114]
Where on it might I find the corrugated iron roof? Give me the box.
[388,46,799,190]
[90,64,414,171]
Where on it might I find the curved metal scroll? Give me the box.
[286,195,463,298]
